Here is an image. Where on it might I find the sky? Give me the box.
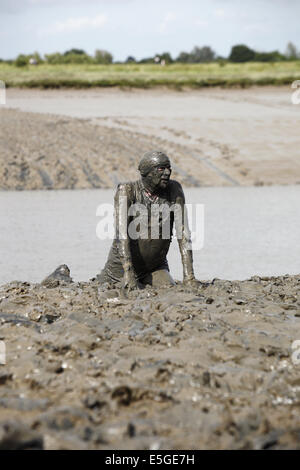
[0,0,300,61]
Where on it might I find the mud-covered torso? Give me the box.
[100,179,181,282]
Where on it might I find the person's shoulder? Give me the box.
[116,180,137,191]
[168,179,184,195]
[169,179,183,190]
[115,180,139,200]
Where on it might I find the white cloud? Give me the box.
[214,8,225,18]
[159,11,176,34]
[40,14,107,35]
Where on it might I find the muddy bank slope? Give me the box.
[2,100,300,190]
[0,108,225,190]
[0,273,299,449]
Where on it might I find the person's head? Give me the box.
[138,150,172,192]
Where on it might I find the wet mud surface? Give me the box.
[4,87,300,189]
[3,85,300,191]
[0,273,300,449]
[0,108,222,191]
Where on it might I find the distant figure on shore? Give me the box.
[29,57,38,66]
[97,150,199,289]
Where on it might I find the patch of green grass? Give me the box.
[1,62,300,88]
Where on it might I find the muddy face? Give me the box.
[142,155,172,192]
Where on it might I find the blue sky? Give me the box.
[0,0,299,61]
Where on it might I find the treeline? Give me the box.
[2,42,299,67]
[10,49,113,67]
[136,42,300,64]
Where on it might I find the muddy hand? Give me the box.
[183,277,201,289]
[122,269,138,291]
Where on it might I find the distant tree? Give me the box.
[139,57,155,64]
[52,48,93,63]
[176,46,216,63]
[95,49,113,64]
[15,54,29,67]
[217,59,227,67]
[229,44,255,63]
[157,52,173,64]
[254,50,285,62]
[63,53,93,64]
[285,42,299,59]
[45,52,89,64]
[190,46,216,63]
[14,51,43,66]
[139,53,173,64]
[125,56,136,63]
[176,51,191,63]
[64,48,86,56]
[45,52,63,64]
[30,51,43,64]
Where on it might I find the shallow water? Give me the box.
[0,185,299,285]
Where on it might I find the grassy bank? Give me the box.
[1,61,300,88]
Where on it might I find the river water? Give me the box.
[0,185,299,285]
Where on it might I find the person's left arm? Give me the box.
[172,182,199,286]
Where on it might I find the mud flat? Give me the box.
[1,86,300,190]
[0,273,299,450]
[0,108,202,190]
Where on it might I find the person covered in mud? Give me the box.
[97,150,199,290]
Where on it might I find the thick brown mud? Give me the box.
[0,273,299,449]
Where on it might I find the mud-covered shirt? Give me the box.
[98,179,185,283]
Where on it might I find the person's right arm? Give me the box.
[114,183,138,290]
